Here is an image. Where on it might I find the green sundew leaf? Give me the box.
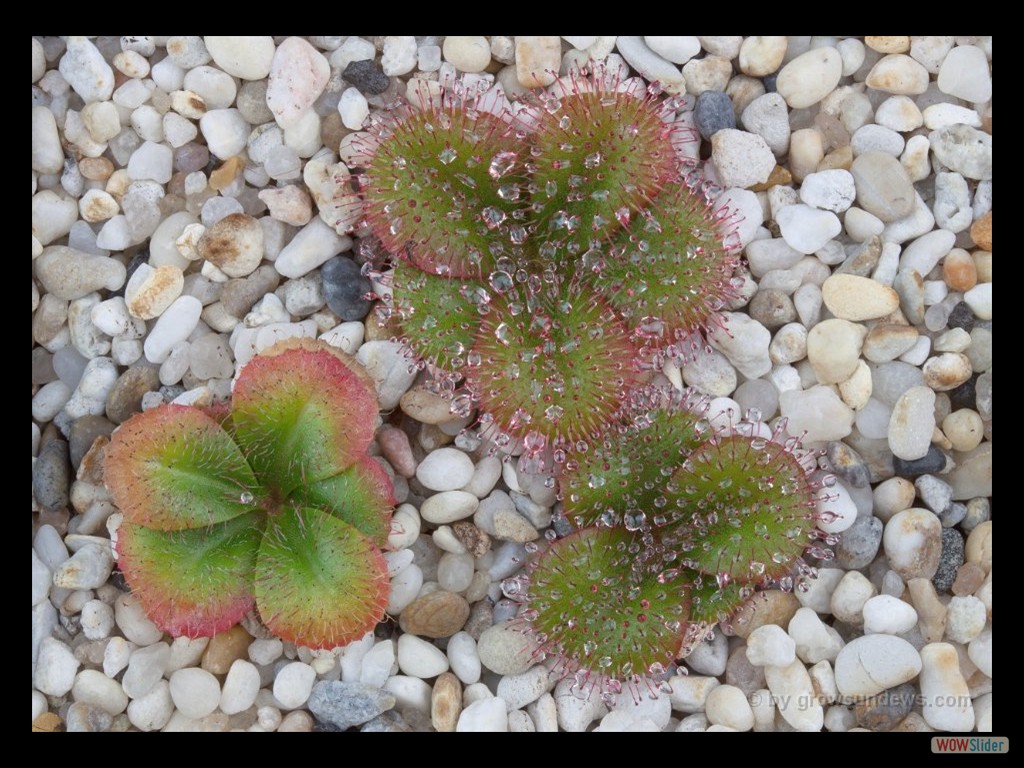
[104,404,262,531]
[290,457,395,548]
[363,106,526,278]
[116,513,262,638]
[466,277,640,446]
[255,506,389,650]
[392,259,483,371]
[230,343,379,497]
[601,183,737,343]
[531,90,678,257]
[684,569,750,627]
[671,434,817,583]
[560,388,708,531]
[526,526,691,681]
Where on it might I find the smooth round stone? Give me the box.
[776,47,842,108]
[777,204,841,254]
[707,312,772,379]
[415,447,474,492]
[199,109,249,160]
[919,643,975,731]
[888,385,936,461]
[738,36,787,76]
[644,35,701,64]
[72,670,130,716]
[274,662,316,709]
[266,37,329,128]
[397,634,449,678]
[865,54,929,94]
[834,635,922,698]
[923,103,982,131]
[874,95,923,132]
[850,151,915,222]
[477,621,540,676]
[122,642,171,699]
[779,386,854,443]
[497,665,550,711]
[863,324,919,363]
[822,274,899,321]
[615,36,683,93]
[937,45,991,103]
[968,627,992,678]
[399,590,471,639]
[745,624,796,667]
[169,668,221,719]
[862,594,918,634]
[710,129,775,189]
[220,659,261,715]
[127,681,174,731]
[443,36,491,73]
[705,685,754,731]
[806,318,865,384]
[942,409,984,452]
[884,508,942,581]
[205,36,275,80]
[338,86,369,130]
[35,247,127,301]
[457,697,508,732]
[35,638,80,696]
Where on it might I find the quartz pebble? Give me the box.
[776,47,842,108]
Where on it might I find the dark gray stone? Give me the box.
[68,415,115,469]
[946,301,975,332]
[826,441,871,488]
[321,255,372,321]
[33,439,70,513]
[220,265,281,318]
[694,90,736,140]
[892,445,948,477]
[105,365,160,425]
[344,60,390,95]
[932,527,964,593]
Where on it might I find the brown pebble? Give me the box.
[32,712,64,732]
[209,156,245,191]
[727,590,800,639]
[906,578,946,642]
[378,425,416,478]
[79,157,115,181]
[431,672,462,732]
[951,562,986,597]
[750,164,793,191]
[400,388,455,425]
[105,366,160,424]
[201,624,253,674]
[77,435,109,484]
[942,248,977,292]
[398,590,470,639]
[452,521,491,557]
[817,145,854,172]
[970,211,992,250]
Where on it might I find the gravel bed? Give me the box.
[32,35,992,733]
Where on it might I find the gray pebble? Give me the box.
[854,682,915,731]
[976,371,992,421]
[946,301,975,332]
[892,445,948,478]
[914,475,953,516]
[463,599,494,641]
[105,366,160,425]
[893,269,925,325]
[33,439,71,513]
[725,644,765,695]
[360,710,412,733]
[65,701,113,732]
[343,60,390,95]
[960,498,990,533]
[694,90,736,139]
[307,681,396,730]
[68,416,115,470]
[321,256,372,321]
[826,441,872,488]
[834,514,883,570]
[219,265,280,318]
[938,501,967,528]
[932,528,964,593]
[836,235,882,277]
[747,289,795,330]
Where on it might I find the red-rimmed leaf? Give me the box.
[104,404,262,531]
[255,506,389,650]
[230,342,379,496]
[116,513,262,638]
[291,457,395,547]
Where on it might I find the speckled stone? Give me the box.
[933,528,964,594]
[694,90,736,139]
[854,682,916,732]
[891,446,948,478]
[834,515,883,571]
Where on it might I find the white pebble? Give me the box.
[34,638,80,696]
[273,661,316,709]
[919,642,975,731]
[416,448,475,492]
[168,668,221,720]
[862,594,918,635]
[834,635,922,697]
[705,684,754,731]
[220,659,261,714]
[397,633,449,678]
[144,296,202,363]
[745,625,796,667]
[447,631,482,685]
[457,697,508,732]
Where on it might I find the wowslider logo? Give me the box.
[931,737,1008,754]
